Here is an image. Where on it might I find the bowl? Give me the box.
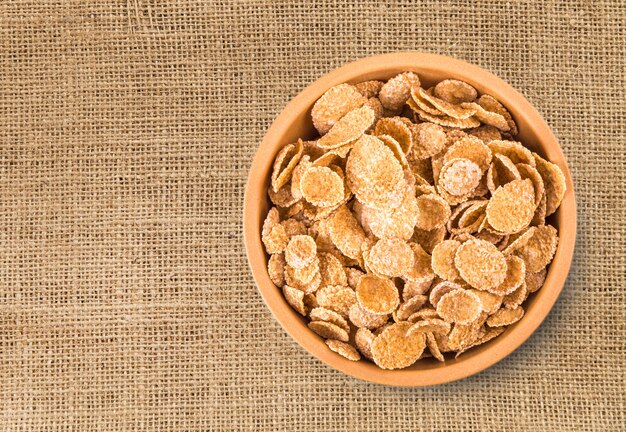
[243,52,576,386]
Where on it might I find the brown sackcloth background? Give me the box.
[1,1,624,431]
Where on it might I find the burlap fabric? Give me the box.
[1,1,624,430]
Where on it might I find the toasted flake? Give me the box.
[285,257,320,289]
[477,95,518,135]
[300,166,344,208]
[284,235,317,269]
[533,153,566,216]
[418,88,478,119]
[468,289,503,314]
[317,105,375,149]
[269,181,299,207]
[488,140,534,166]
[309,307,350,332]
[318,252,348,287]
[408,87,442,115]
[355,80,385,98]
[348,303,389,329]
[431,240,462,281]
[377,134,408,167]
[462,102,510,131]
[308,320,349,342]
[271,139,304,192]
[367,238,415,278]
[446,321,485,351]
[411,225,447,254]
[268,253,286,287]
[455,239,508,290]
[402,279,433,301]
[502,227,537,255]
[408,318,452,336]
[325,339,361,361]
[525,268,547,294]
[290,155,313,200]
[516,163,545,207]
[379,72,421,111]
[400,243,434,285]
[316,285,357,317]
[513,224,559,272]
[487,154,521,193]
[410,122,447,160]
[281,219,307,240]
[486,307,524,327]
[503,281,527,309]
[455,327,505,357]
[328,205,367,261]
[374,117,413,155]
[531,192,547,226]
[439,158,482,197]
[488,255,526,296]
[415,193,451,230]
[468,125,502,143]
[346,134,406,210]
[356,274,400,315]
[411,106,481,129]
[434,79,478,104]
[429,281,464,307]
[355,327,376,360]
[406,307,439,322]
[283,285,308,316]
[345,267,365,289]
[426,332,446,361]
[436,289,483,325]
[443,135,493,172]
[371,322,426,369]
[365,97,384,123]
[263,223,288,254]
[395,295,429,321]
[312,83,367,135]
[303,292,319,310]
[486,179,535,234]
[365,188,418,241]
[456,201,488,233]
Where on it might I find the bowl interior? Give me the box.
[244,53,576,386]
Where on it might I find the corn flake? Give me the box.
[308,320,350,342]
[371,322,426,369]
[271,139,304,193]
[317,105,375,149]
[486,307,524,327]
[283,285,308,316]
[431,240,462,281]
[486,179,535,234]
[312,83,367,135]
[355,327,376,360]
[434,79,478,104]
[356,274,400,315]
[533,153,566,216]
[455,239,508,290]
[309,307,350,333]
[367,238,415,278]
[325,339,361,361]
[379,72,421,111]
[348,303,389,329]
[513,224,559,272]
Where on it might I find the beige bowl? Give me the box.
[243,52,576,386]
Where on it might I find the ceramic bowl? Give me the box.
[243,52,576,386]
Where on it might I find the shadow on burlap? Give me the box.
[0,1,624,431]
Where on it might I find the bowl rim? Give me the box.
[243,52,576,386]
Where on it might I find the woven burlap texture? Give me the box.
[1,1,624,431]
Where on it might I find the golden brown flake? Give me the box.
[513,224,559,272]
[309,307,350,333]
[486,307,524,327]
[533,153,566,216]
[348,303,389,329]
[434,79,478,104]
[271,139,304,193]
[439,158,483,197]
[443,135,493,172]
[436,289,483,325]
[325,339,361,361]
[354,327,376,360]
[316,285,357,318]
[327,205,368,261]
[268,253,286,288]
[318,252,348,287]
[486,179,535,234]
[311,83,367,135]
[300,166,345,208]
[374,117,413,155]
[488,255,526,296]
[525,268,547,294]
[429,280,464,308]
[308,320,350,342]
[356,274,400,315]
[431,240,462,282]
[415,193,451,230]
[477,95,518,135]
[317,105,375,149]
[418,87,478,119]
[395,294,429,321]
[371,322,426,369]
[367,238,415,278]
[379,72,421,111]
[283,285,308,316]
[454,239,508,290]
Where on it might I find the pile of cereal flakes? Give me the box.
[262,73,566,369]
